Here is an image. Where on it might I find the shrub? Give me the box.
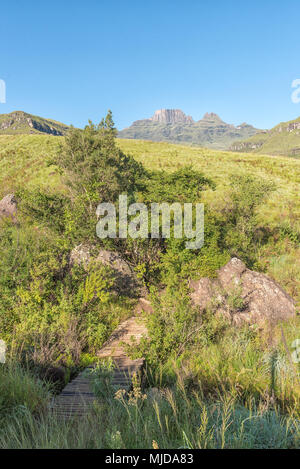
[222,175,276,265]
[130,286,201,364]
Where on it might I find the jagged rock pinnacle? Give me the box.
[150,109,194,124]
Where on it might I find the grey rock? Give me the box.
[0,194,17,222]
[96,249,141,296]
[70,245,146,297]
[0,111,69,136]
[150,109,194,124]
[190,258,296,324]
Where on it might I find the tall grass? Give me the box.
[0,362,51,420]
[0,364,298,449]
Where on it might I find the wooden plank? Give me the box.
[51,314,147,419]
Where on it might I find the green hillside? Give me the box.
[0,134,62,194]
[0,111,70,136]
[1,135,299,230]
[231,116,300,157]
[0,134,299,302]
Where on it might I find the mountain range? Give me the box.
[0,109,300,157]
[118,109,260,149]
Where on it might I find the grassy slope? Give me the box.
[119,139,300,302]
[232,117,300,156]
[118,138,300,229]
[0,112,69,136]
[1,135,299,221]
[0,135,63,195]
[0,135,299,301]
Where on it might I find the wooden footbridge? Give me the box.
[51,299,150,418]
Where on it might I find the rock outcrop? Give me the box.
[202,112,223,122]
[190,258,296,324]
[70,245,146,297]
[150,109,194,124]
[231,116,300,156]
[0,111,69,136]
[0,194,17,222]
[96,249,142,296]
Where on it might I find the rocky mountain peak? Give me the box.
[119,109,260,149]
[202,112,223,121]
[150,109,194,124]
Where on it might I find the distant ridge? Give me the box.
[0,111,69,136]
[231,116,300,157]
[118,109,260,149]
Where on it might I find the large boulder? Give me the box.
[190,258,296,324]
[0,194,17,222]
[96,249,142,296]
[70,245,146,297]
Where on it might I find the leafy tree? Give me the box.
[222,175,276,265]
[52,111,146,243]
[132,286,200,364]
[56,111,145,207]
[140,166,215,204]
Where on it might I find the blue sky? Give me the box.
[1,0,300,130]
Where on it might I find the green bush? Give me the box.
[130,286,200,364]
[222,174,276,265]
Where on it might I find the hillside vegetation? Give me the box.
[0,134,62,194]
[0,122,299,448]
[231,116,300,157]
[119,139,300,233]
[0,111,70,136]
[0,134,299,301]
